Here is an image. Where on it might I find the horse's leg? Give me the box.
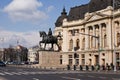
[51,43,53,49]
[44,42,46,50]
[39,41,41,49]
[50,43,54,50]
[56,43,60,51]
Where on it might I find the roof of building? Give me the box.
[55,7,67,27]
[55,0,120,27]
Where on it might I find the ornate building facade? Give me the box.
[54,0,120,67]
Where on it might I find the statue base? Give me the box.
[38,51,65,69]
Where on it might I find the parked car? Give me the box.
[0,61,6,67]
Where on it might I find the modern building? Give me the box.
[28,45,39,63]
[54,0,120,67]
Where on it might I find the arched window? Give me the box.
[76,39,80,48]
[82,38,85,50]
[69,39,73,51]
[91,37,93,48]
[117,33,120,47]
[104,35,107,47]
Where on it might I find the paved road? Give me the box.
[0,66,120,80]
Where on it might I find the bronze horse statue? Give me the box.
[39,31,60,51]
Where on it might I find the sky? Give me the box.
[0,0,90,48]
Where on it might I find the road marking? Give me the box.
[0,72,5,75]
[4,72,13,75]
[62,76,81,80]
[11,72,21,75]
[33,78,39,80]
[18,72,29,75]
[30,72,37,74]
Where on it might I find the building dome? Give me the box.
[55,7,67,27]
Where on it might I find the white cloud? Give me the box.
[0,30,40,48]
[3,0,48,22]
[46,5,54,13]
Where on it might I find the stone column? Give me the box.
[95,27,99,48]
[80,29,84,50]
[99,24,102,48]
[62,28,68,52]
[73,37,76,51]
[93,26,96,48]
[107,19,112,49]
[115,23,118,46]
[85,27,89,50]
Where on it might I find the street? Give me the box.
[0,66,120,80]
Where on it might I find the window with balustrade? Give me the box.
[69,39,73,51]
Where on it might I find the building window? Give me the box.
[81,59,85,65]
[81,54,85,65]
[104,34,107,47]
[60,59,62,64]
[69,55,72,58]
[89,59,92,65]
[76,39,80,49]
[91,37,93,48]
[69,59,73,66]
[102,53,105,56]
[102,59,105,66]
[81,54,85,58]
[89,54,91,56]
[82,38,85,50]
[75,59,79,65]
[117,33,120,47]
[69,39,73,51]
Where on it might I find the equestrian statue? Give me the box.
[39,28,60,51]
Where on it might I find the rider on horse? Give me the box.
[48,28,53,39]
[48,28,52,36]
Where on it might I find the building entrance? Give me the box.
[95,55,99,65]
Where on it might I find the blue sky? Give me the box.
[0,0,90,48]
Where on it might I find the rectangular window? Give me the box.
[69,55,73,58]
[81,54,85,58]
[75,59,79,65]
[81,59,85,65]
[60,59,62,64]
[69,59,73,66]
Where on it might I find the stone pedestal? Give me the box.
[38,51,63,68]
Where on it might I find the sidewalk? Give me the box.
[67,70,120,74]
[7,64,120,74]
